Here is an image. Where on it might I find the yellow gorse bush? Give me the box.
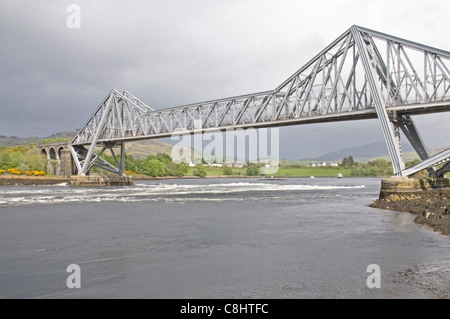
[32,171,46,176]
[7,168,21,175]
[2,168,46,176]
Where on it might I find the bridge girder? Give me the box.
[70,25,450,177]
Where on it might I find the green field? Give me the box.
[270,167,352,177]
[186,167,352,177]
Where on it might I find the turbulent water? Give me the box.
[0,177,449,299]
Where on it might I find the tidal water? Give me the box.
[0,177,449,299]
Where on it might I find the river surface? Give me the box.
[0,177,449,299]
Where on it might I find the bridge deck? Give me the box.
[70,101,450,146]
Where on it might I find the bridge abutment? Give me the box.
[69,174,133,187]
[373,177,450,235]
[378,177,450,199]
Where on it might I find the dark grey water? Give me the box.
[0,177,449,299]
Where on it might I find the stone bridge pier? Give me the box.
[38,141,73,178]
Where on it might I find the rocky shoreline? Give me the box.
[371,187,450,236]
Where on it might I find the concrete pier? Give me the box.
[379,177,450,199]
[70,175,133,187]
[373,177,450,235]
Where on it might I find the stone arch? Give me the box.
[41,148,48,159]
[49,147,57,160]
[58,146,65,160]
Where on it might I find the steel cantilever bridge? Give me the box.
[70,26,450,178]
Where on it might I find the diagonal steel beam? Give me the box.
[402,147,450,177]
[80,94,114,175]
[352,26,405,176]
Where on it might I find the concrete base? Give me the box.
[379,177,450,199]
[70,175,133,187]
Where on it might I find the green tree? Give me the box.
[156,153,172,164]
[133,159,147,174]
[125,154,138,172]
[164,161,178,176]
[165,161,189,177]
[341,156,355,167]
[193,163,207,177]
[0,152,11,169]
[222,165,233,175]
[23,153,47,171]
[40,137,69,144]
[371,158,389,168]
[9,152,24,168]
[141,160,167,177]
[246,165,259,176]
[178,162,189,176]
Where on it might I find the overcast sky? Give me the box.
[0,0,449,159]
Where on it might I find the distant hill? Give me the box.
[0,130,175,159]
[0,135,42,147]
[0,130,78,147]
[2,132,438,164]
[125,139,174,159]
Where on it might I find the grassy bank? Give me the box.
[184,167,353,178]
[268,167,352,177]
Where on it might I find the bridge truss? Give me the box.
[70,26,450,177]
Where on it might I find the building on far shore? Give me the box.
[208,163,223,168]
[330,162,339,167]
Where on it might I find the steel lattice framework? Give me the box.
[71,26,450,177]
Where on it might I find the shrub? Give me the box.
[18,163,31,172]
[246,165,259,176]
[141,159,167,177]
[7,168,21,175]
[178,162,189,176]
[40,137,69,144]
[32,171,46,176]
[23,153,47,172]
[222,166,233,176]
[193,163,207,177]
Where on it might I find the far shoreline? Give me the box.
[0,174,386,186]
